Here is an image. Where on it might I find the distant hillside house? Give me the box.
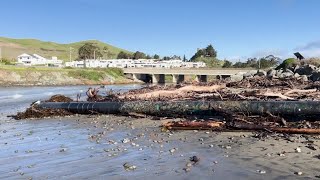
[17,53,63,67]
[65,59,206,68]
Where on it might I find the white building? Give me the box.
[65,59,206,69]
[17,53,63,67]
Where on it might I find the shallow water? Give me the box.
[0,84,142,120]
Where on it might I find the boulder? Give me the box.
[243,71,255,78]
[293,65,300,73]
[295,65,318,75]
[300,75,308,82]
[284,69,294,74]
[255,70,267,77]
[279,72,293,78]
[276,69,283,77]
[310,72,320,81]
[293,73,300,78]
[230,74,244,82]
[267,69,277,78]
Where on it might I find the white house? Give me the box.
[17,53,63,67]
[65,59,206,69]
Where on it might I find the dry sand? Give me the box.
[0,115,319,179]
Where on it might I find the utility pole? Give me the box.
[0,47,2,63]
[69,47,73,62]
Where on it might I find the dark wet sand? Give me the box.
[0,115,319,179]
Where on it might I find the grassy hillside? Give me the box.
[0,37,131,61]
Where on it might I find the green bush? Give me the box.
[222,60,233,68]
[63,66,74,69]
[276,58,298,70]
[0,58,16,65]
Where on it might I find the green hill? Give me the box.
[0,37,131,61]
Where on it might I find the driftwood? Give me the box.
[120,85,226,100]
[258,91,294,100]
[163,121,225,130]
[230,121,320,134]
[284,89,317,96]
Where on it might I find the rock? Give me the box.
[243,71,255,78]
[295,171,303,176]
[295,147,302,153]
[293,65,300,73]
[230,75,244,82]
[186,162,193,167]
[310,72,320,81]
[276,69,283,77]
[301,75,308,82]
[255,70,267,77]
[183,167,191,172]
[257,170,266,174]
[279,72,293,78]
[190,156,200,163]
[121,138,130,143]
[293,73,300,78]
[123,163,137,171]
[296,64,318,75]
[169,148,176,154]
[267,69,277,78]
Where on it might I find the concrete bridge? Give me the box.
[123,68,257,84]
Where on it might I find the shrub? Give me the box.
[0,58,16,65]
[276,58,298,70]
[222,60,233,68]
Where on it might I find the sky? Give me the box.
[1,0,320,61]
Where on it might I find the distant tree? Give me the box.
[117,51,132,59]
[222,60,233,68]
[171,55,181,60]
[78,43,102,60]
[163,56,170,60]
[183,55,187,62]
[78,43,102,67]
[233,55,280,69]
[190,44,217,61]
[205,44,217,58]
[146,55,152,59]
[133,51,146,59]
[153,54,160,59]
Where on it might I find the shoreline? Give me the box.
[0,81,141,88]
[1,115,319,179]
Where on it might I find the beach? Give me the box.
[1,115,319,179]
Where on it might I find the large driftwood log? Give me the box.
[163,121,225,130]
[230,121,320,134]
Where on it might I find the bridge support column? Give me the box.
[196,75,207,83]
[172,75,184,84]
[132,73,139,81]
[152,74,165,84]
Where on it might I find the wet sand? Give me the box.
[0,115,319,179]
